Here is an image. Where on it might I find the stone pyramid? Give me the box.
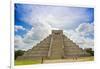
[17,30,90,60]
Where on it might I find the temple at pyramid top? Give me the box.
[52,30,63,35]
[52,30,63,33]
[17,30,90,60]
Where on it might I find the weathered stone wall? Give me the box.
[17,35,51,60]
[63,35,90,58]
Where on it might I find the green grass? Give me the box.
[78,56,94,61]
[15,59,41,65]
[15,56,94,65]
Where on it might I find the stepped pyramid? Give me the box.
[17,30,90,60]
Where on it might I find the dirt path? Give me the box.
[43,57,94,63]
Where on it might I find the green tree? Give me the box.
[85,48,94,56]
[15,50,25,60]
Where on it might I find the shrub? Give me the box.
[84,48,94,56]
[15,50,25,60]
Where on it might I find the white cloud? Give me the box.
[14,35,37,50]
[14,35,26,50]
[20,6,91,30]
[14,22,52,50]
[64,23,94,49]
[15,25,26,32]
[76,23,94,37]
[37,14,86,30]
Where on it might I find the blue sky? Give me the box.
[14,3,94,50]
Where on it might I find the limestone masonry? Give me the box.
[17,30,90,60]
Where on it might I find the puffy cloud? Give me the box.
[15,25,26,32]
[14,35,26,50]
[76,23,94,38]
[64,23,94,49]
[19,5,93,30]
[14,22,52,50]
[14,35,38,50]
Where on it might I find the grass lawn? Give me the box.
[78,56,94,61]
[15,56,94,65]
[15,59,41,65]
